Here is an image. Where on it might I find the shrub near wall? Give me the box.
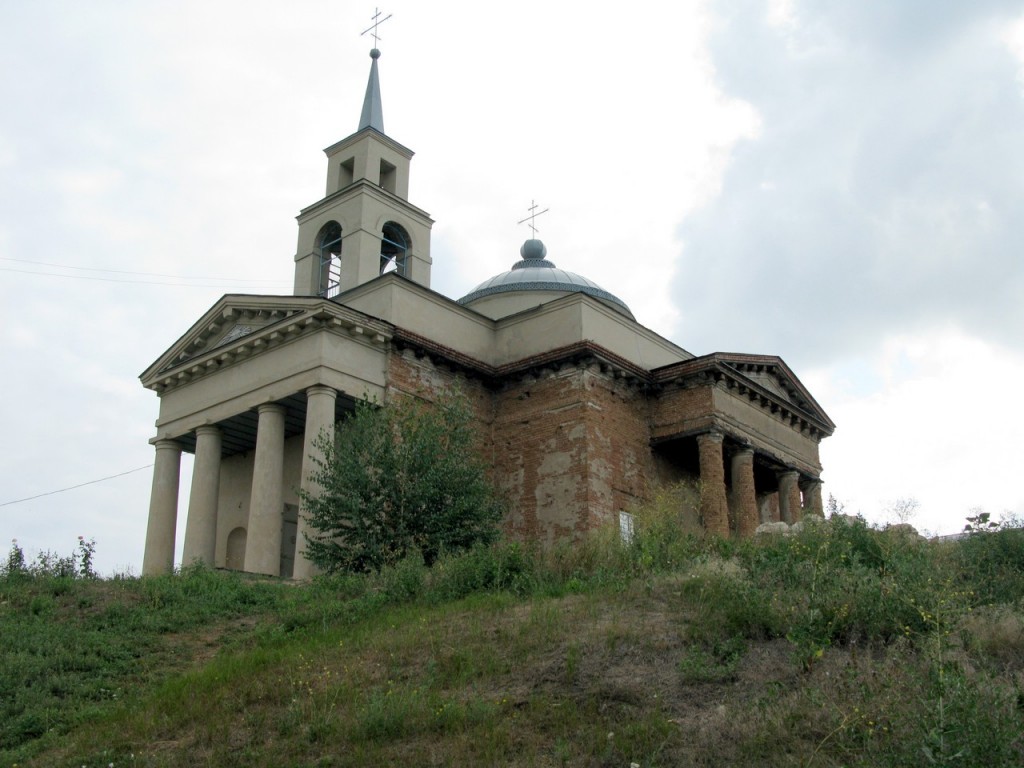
[302,392,505,574]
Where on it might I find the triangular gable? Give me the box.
[717,353,835,432]
[139,294,317,385]
[739,365,792,403]
[652,352,835,435]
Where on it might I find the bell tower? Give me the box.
[293,47,433,297]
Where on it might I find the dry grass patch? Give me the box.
[963,605,1024,670]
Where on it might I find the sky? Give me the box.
[1,1,1023,574]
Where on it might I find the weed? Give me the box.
[77,536,98,579]
[374,548,427,602]
[4,539,26,578]
[564,642,581,684]
[961,605,1024,668]
[679,636,747,683]
[427,540,535,600]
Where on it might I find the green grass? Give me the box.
[4,504,1024,767]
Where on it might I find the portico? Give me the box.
[650,353,833,536]
[139,299,386,576]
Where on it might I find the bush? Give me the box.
[2,537,98,580]
[375,550,428,602]
[628,481,703,573]
[3,540,26,579]
[740,516,948,666]
[302,392,505,574]
[428,542,535,600]
[957,518,1024,605]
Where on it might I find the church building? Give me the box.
[140,47,834,578]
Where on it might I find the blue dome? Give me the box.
[458,240,633,319]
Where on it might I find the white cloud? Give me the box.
[1002,12,1024,90]
[766,0,797,29]
[675,2,1024,365]
[810,328,1024,533]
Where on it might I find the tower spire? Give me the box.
[358,9,391,133]
[358,49,385,133]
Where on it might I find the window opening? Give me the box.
[380,222,409,276]
[338,158,355,190]
[379,159,397,193]
[317,222,343,297]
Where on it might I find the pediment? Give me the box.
[719,354,835,433]
[140,294,394,392]
[652,352,835,436]
[143,296,306,377]
[735,366,792,403]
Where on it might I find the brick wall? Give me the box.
[492,366,591,545]
[651,385,716,441]
[384,345,819,546]
[491,364,656,544]
[581,366,655,524]
[385,346,495,457]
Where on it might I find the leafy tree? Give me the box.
[301,391,505,573]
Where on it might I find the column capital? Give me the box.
[257,402,287,416]
[697,430,724,446]
[194,424,221,438]
[152,438,183,451]
[305,384,337,398]
[733,445,755,458]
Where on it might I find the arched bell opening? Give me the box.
[316,221,343,297]
[380,221,409,276]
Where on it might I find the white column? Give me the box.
[182,426,222,567]
[244,404,286,576]
[142,439,182,576]
[293,385,337,580]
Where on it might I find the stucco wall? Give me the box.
[214,433,305,569]
[155,331,387,440]
[712,388,822,474]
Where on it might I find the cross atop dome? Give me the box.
[517,199,550,237]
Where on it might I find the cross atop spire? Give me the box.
[357,10,392,134]
[361,7,393,49]
[517,200,550,237]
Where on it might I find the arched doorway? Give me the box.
[225,527,247,571]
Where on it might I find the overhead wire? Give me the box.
[0,257,290,289]
[0,255,283,506]
[0,465,155,508]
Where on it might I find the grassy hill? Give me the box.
[3,503,1024,767]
